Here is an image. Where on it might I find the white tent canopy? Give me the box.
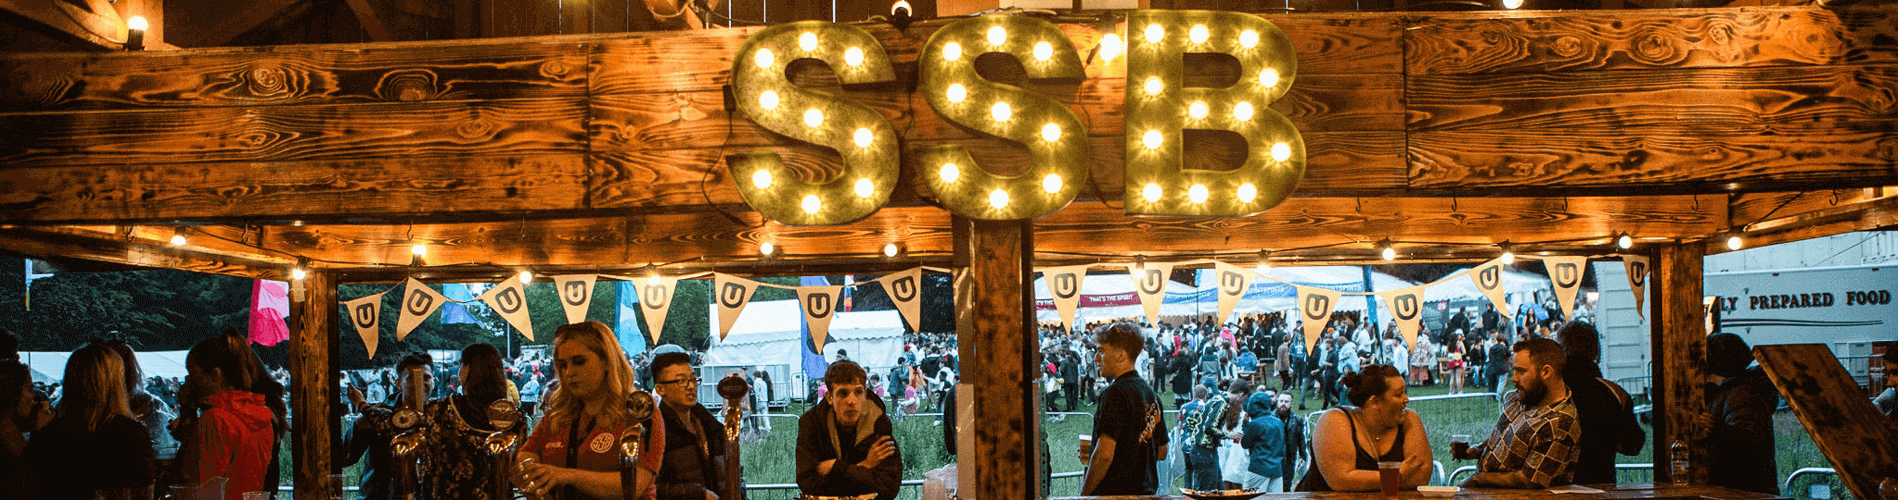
[702,300,906,371]
[1030,266,1422,324]
[22,349,191,383]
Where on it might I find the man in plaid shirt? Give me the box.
[1452,339,1582,489]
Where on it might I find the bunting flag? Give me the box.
[1296,285,1342,353]
[553,274,598,325]
[1043,265,1090,333]
[636,276,679,344]
[1125,262,1177,326]
[875,268,924,332]
[480,278,536,341]
[1622,255,1650,320]
[713,273,760,341]
[249,279,291,347]
[1211,262,1255,326]
[396,278,448,342]
[1378,285,1427,349]
[1545,256,1589,321]
[797,285,845,351]
[615,281,649,356]
[1468,258,1512,318]
[343,293,385,359]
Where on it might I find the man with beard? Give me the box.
[1453,339,1581,489]
[1274,392,1305,492]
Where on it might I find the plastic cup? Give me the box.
[1078,434,1093,459]
[1378,461,1402,497]
[325,474,347,500]
[1450,434,1472,459]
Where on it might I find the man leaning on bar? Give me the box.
[1452,339,1582,489]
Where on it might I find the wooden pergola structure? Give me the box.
[1,0,1896,498]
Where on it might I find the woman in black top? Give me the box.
[1295,364,1432,492]
[23,343,155,500]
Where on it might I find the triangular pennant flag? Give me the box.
[875,269,924,332]
[1125,262,1177,326]
[1624,255,1650,320]
[1043,265,1090,333]
[1378,285,1427,349]
[343,293,384,359]
[396,278,448,342]
[1296,286,1343,353]
[1212,262,1256,326]
[636,276,679,344]
[714,273,759,341]
[480,278,536,341]
[1544,256,1589,322]
[1468,258,1512,318]
[553,274,598,325]
[797,285,845,351]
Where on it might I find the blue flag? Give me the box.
[801,276,830,380]
[616,281,649,355]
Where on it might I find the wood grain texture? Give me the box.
[0,0,125,49]
[1408,65,1898,131]
[0,227,286,278]
[1408,127,1898,194]
[0,98,585,167]
[0,155,587,223]
[954,217,1036,500]
[1651,243,1705,486]
[1754,344,1898,500]
[288,270,337,500]
[1708,193,1898,255]
[1727,187,1894,227]
[1405,5,1898,75]
[0,40,589,111]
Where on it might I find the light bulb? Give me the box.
[988,189,1010,209]
[1256,263,1271,273]
[947,83,966,103]
[1033,41,1053,61]
[755,49,775,69]
[1727,235,1743,250]
[853,127,874,148]
[1382,247,1396,261]
[1503,0,1524,8]
[1041,123,1062,142]
[801,194,821,214]
[1100,34,1122,60]
[518,270,533,284]
[884,243,900,257]
[939,163,960,183]
[170,234,187,246]
[1617,234,1634,249]
[1239,30,1258,48]
[1042,174,1063,193]
[1189,101,1208,120]
[759,90,779,110]
[987,26,1007,46]
[1145,24,1163,43]
[1143,77,1163,96]
[944,42,962,60]
[1142,183,1162,202]
[291,268,307,280]
[1234,102,1255,121]
[991,102,1011,122]
[799,32,818,51]
[411,244,428,257]
[844,47,864,66]
[647,275,662,287]
[854,178,874,198]
[1501,250,1516,265]
[127,16,148,31]
[1189,25,1209,44]
[1271,142,1291,162]
[760,242,775,255]
[752,169,774,189]
[1237,183,1257,203]
[1261,68,1280,88]
[1189,184,1209,204]
[1143,129,1163,149]
[804,108,823,127]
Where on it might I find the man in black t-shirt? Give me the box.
[1082,322,1170,496]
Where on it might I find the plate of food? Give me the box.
[1179,487,1266,500]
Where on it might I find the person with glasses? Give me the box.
[796,360,900,500]
[650,352,729,500]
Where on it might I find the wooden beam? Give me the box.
[1754,344,1898,500]
[0,226,288,279]
[1705,190,1898,254]
[0,0,124,49]
[1651,243,1706,485]
[287,270,338,500]
[342,0,394,41]
[953,216,1037,500]
[168,0,304,47]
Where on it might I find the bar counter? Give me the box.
[1053,483,1783,500]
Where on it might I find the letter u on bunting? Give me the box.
[1125,261,1178,326]
[1468,258,1511,318]
[875,268,923,332]
[1544,256,1590,321]
[1212,262,1255,326]
[1043,265,1089,333]
[480,278,536,341]
[343,293,385,359]
[797,285,844,350]
[1296,285,1342,353]
[1624,255,1650,319]
[553,275,598,325]
[396,278,447,342]
[714,274,759,341]
[1378,285,1426,349]
[637,276,679,344]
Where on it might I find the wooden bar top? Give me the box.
[1053,483,1784,500]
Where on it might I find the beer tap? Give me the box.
[619,390,656,500]
[485,400,525,500]
[716,374,752,500]
[389,365,430,500]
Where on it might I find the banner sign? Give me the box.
[797,285,845,351]
[875,268,924,332]
[479,278,536,341]
[1468,258,1512,319]
[1624,255,1650,320]
[1126,262,1178,327]
[1296,285,1342,353]
[1044,265,1090,333]
[1212,262,1256,326]
[396,277,448,342]
[1378,285,1427,349]
[637,276,679,344]
[714,273,759,341]
[553,274,598,326]
[343,293,385,359]
[1545,256,1589,322]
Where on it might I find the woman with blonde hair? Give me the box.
[23,342,155,499]
[516,320,665,500]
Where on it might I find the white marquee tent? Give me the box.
[701,300,907,372]
[21,349,191,383]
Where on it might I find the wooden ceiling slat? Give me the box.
[0,227,286,279]
[1728,187,1894,226]
[1409,65,1898,131]
[1404,5,1898,76]
[1408,127,1898,194]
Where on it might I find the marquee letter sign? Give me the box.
[729,21,900,226]
[1123,10,1304,216]
[918,15,1090,220]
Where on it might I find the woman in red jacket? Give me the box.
[178,333,275,500]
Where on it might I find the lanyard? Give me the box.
[566,416,598,468]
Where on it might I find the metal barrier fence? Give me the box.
[1784,468,1842,500]
[1447,463,1652,486]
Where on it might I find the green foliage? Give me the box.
[0,258,252,352]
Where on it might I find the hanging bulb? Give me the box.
[1378,239,1396,261]
[760,241,776,256]
[1726,234,1744,251]
[517,270,533,284]
[411,243,428,257]
[646,265,662,287]
[291,259,309,281]
[884,243,901,257]
[1500,243,1516,265]
[1135,255,1147,271]
[1617,233,1634,250]
[169,232,187,246]
[1256,250,1272,273]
